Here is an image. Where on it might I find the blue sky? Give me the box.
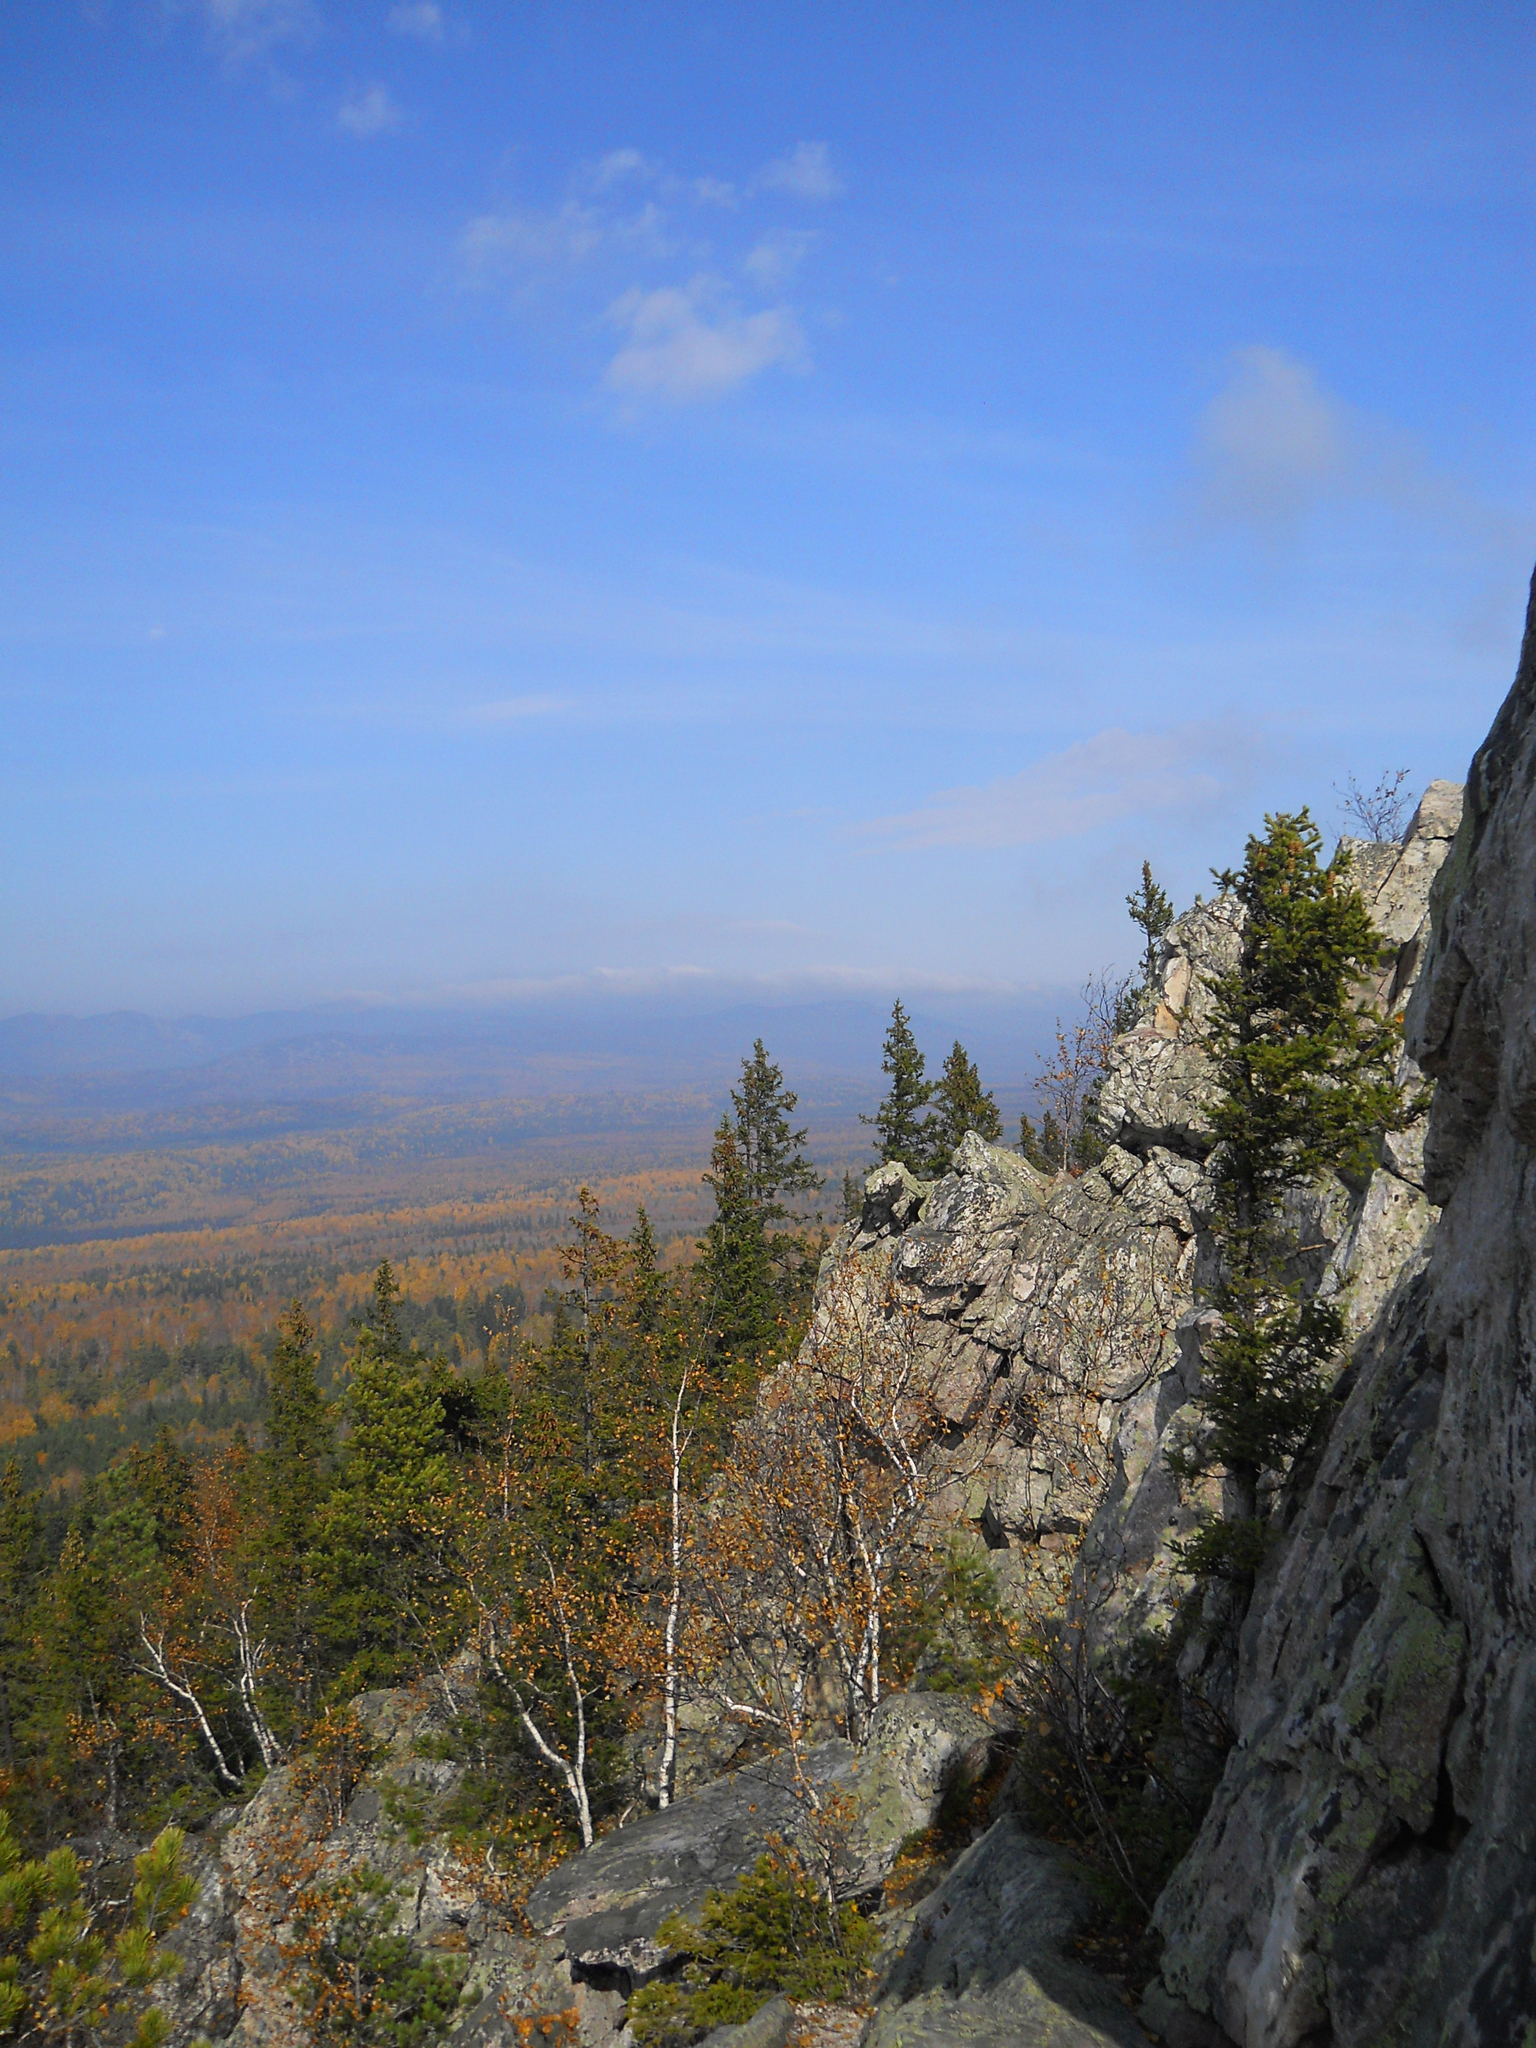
[4,1,1533,1017]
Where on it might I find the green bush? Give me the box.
[0,1811,196,2048]
[296,1869,468,2048]
[627,1851,877,2048]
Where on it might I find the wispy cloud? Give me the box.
[861,723,1257,850]
[183,0,318,65]
[388,0,444,39]
[459,198,670,286]
[457,695,570,724]
[758,141,843,201]
[1189,344,1512,542]
[592,148,648,189]
[604,280,808,401]
[1195,346,1347,529]
[457,144,834,404]
[337,82,403,137]
[742,230,814,290]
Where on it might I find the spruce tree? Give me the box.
[862,1001,933,1173]
[0,1461,37,1772]
[1126,861,1174,1003]
[629,1205,665,1339]
[1176,811,1414,1574]
[311,1265,459,1692]
[728,1040,821,1225]
[698,1043,821,1372]
[698,1120,777,1368]
[924,1041,1001,1173]
[263,1301,335,1557]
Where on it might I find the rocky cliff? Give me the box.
[1144,574,1536,2048]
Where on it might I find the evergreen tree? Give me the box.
[1018,1111,1065,1176]
[0,1810,198,2048]
[697,1121,777,1367]
[923,1041,1001,1173]
[1126,861,1175,1002]
[126,1427,195,1556]
[32,1476,168,1833]
[264,1302,335,1557]
[862,1001,933,1173]
[1175,812,1414,1574]
[727,1041,821,1225]
[0,1461,37,1772]
[629,1206,665,1339]
[698,1044,821,1372]
[311,1266,460,1693]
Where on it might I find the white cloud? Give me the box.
[388,1,444,38]
[461,201,605,271]
[604,280,808,401]
[187,0,317,63]
[758,140,842,201]
[337,82,402,136]
[1189,344,1513,551]
[458,695,569,724]
[742,230,814,290]
[862,724,1252,850]
[592,148,648,188]
[691,176,738,208]
[459,198,671,286]
[1195,346,1347,528]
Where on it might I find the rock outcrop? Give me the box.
[1142,574,1536,2046]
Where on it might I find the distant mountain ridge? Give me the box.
[0,993,1065,1109]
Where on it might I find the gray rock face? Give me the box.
[791,743,1465,2047]
[1146,576,1536,2045]
[867,1816,1150,2048]
[527,1693,995,1992]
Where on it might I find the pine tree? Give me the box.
[697,1121,777,1368]
[263,1301,335,1557]
[311,1266,460,1693]
[1175,812,1415,1574]
[728,1041,821,1225]
[0,1460,37,1772]
[923,1041,1001,1173]
[862,1001,932,1173]
[1126,861,1175,1003]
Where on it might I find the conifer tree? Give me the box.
[311,1265,459,1692]
[1126,861,1175,1004]
[263,1302,335,1557]
[728,1041,821,1224]
[1175,811,1414,1574]
[629,1206,665,1339]
[863,1001,932,1173]
[697,1121,777,1367]
[0,1460,37,1772]
[33,1479,166,1831]
[698,1044,821,1371]
[924,1041,1001,1173]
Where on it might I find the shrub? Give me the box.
[0,1811,196,2048]
[295,1869,468,2048]
[627,1851,877,2048]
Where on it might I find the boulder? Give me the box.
[527,1694,997,1993]
[867,1816,1151,2048]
